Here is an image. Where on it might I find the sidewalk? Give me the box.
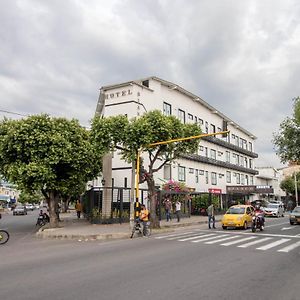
[36,212,222,241]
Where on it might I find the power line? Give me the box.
[0,109,28,117]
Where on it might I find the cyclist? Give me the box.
[139,204,150,236]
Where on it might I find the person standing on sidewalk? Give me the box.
[164,197,172,222]
[75,200,82,219]
[175,200,181,222]
[207,203,216,229]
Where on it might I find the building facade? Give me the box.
[95,76,259,203]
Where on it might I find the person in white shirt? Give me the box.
[175,200,181,222]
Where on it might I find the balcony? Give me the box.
[201,136,258,158]
[181,153,259,175]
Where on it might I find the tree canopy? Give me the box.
[273,97,300,163]
[0,114,104,227]
[91,110,202,227]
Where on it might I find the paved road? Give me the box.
[0,214,299,300]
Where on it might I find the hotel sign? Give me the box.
[208,188,222,194]
[105,89,133,99]
[227,185,273,194]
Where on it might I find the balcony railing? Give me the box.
[201,136,258,158]
[181,153,259,175]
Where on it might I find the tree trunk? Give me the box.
[147,176,160,229]
[49,191,59,228]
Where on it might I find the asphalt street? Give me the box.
[0,213,299,300]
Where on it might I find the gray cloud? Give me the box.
[1,0,299,167]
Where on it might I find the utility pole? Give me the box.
[295,172,298,205]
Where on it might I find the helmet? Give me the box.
[255,204,261,210]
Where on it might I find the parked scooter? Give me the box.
[252,212,265,232]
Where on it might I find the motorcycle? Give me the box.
[36,214,49,227]
[252,212,264,232]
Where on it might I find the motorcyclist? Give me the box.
[254,203,265,228]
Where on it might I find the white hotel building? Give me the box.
[95,76,259,203]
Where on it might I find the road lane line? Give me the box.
[238,237,272,248]
[277,241,300,253]
[256,238,290,250]
[192,234,227,243]
[205,235,241,244]
[221,236,256,246]
[168,232,205,240]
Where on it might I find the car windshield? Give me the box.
[292,207,300,213]
[226,207,245,214]
[267,204,279,209]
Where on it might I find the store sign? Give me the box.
[105,89,133,99]
[208,188,222,194]
[227,185,274,194]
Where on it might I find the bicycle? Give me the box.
[130,219,151,238]
[0,229,9,245]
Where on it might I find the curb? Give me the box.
[36,218,221,241]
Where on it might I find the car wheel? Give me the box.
[222,226,227,230]
[243,221,247,230]
[290,221,294,225]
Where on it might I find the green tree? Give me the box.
[18,190,45,205]
[91,110,201,227]
[0,115,104,227]
[273,97,300,163]
[280,172,300,195]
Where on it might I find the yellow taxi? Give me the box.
[221,205,254,230]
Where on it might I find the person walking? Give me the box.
[207,203,216,229]
[75,200,82,219]
[164,197,172,222]
[175,200,181,222]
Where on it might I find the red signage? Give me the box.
[208,188,222,194]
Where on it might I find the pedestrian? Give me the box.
[75,200,82,219]
[175,200,181,222]
[207,203,216,229]
[164,197,172,221]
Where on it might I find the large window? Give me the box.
[226,171,231,183]
[178,109,186,123]
[211,172,217,185]
[178,166,186,181]
[163,102,172,116]
[210,149,216,160]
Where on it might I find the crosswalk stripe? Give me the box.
[168,232,205,240]
[238,237,273,248]
[179,233,212,242]
[155,231,194,239]
[192,234,227,243]
[256,238,290,251]
[277,241,300,253]
[205,235,241,244]
[221,236,256,246]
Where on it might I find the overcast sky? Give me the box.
[1,0,299,168]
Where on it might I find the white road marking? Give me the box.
[178,233,208,241]
[221,236,256,246]
[277,241,300,253]
[266,222,289,228]
[155,231,194,239]
[256,238,290,251]
[238,237,273,248]
[205,235,241,244]
[168,232,205,240]
[281,227,294,231]
[192,234,227,243]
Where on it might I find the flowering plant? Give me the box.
[162,179,189,193]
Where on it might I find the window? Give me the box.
[226,151,230,163]
[199,146,204,151]
[163,102,171,116]
[236,173,240,184]
[198,118,204,125]
[164,164,171,180]
[210,149,216,160]
[189,168,194,174]
[250,176,254,185]
[235,136,239,146]
[249,159,253,169]
[188,113,193,121]
[211,172,217,185]
[205,121,209,133]
[178,109,186,123]
[226,171,231,183]
[205,147,208,157]
[178,166,186,181]
[249,142,253,152]
[194,116,198,123]
[124,177,128,188]
[210,124,216,133]
[244,157,248,168]
[241,174,245,185]
[205,171,209,184]
[245,175,249,185]
[199,170,204,175]
[195,169,199,183]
